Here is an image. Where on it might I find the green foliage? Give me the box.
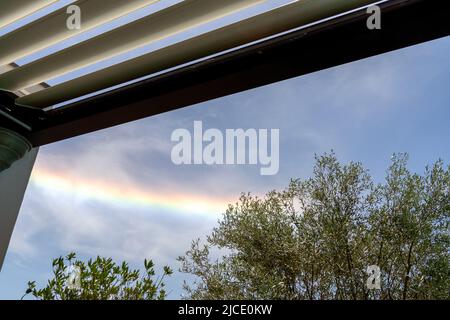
[179,153,450,300]
[25,253,172,300]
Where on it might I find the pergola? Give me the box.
[0,0,448,269]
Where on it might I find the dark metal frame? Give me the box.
[0,0,449,146]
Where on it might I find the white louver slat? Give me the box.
[0,0,58,30]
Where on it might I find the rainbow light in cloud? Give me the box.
[29,167,232,217]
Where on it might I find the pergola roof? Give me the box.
[0,0,448,146]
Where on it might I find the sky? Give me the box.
[0,1,449,299]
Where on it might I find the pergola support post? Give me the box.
[0,128,38,270]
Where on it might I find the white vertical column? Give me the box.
[0,148,38,270]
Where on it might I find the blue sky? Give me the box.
[0,1,449,299]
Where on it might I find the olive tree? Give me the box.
[25,253,173,300]
[179,153,449,300]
